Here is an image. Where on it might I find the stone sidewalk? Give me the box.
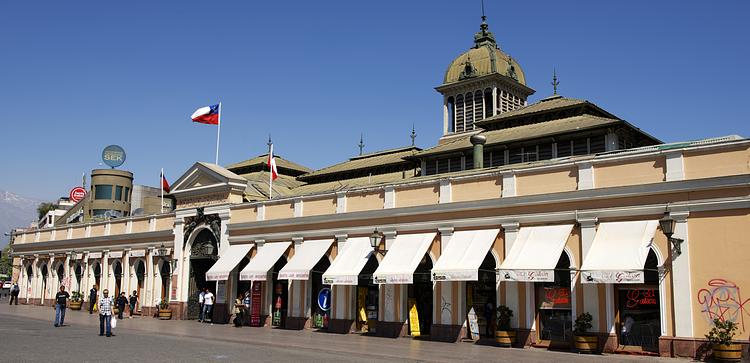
[0,302,684,363]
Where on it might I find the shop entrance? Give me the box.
[134,261,145,312]
[535,252,573,347]
[40,264,49,304]
[271,256,288,327]
[92,262,101,291]
[188,229,218,319]
[112,260,122,298]
[616,249,661,353]
[310,256,331,329]
[160,261,171,302]
[56,264,65,291]
[466,252,497,338]
[74,264,82,293]
[357,255,379,333]
[407,255,433,336]
[234,257,251,300]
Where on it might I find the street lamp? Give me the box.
[659,213,683,256]
[369,229,386,255]
[157,244,168,257]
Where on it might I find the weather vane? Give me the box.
[552,69,559,95]
[358,133,365,155]
[410,124,417,146]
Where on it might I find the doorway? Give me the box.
[92,262,101,291]
[160,261,171,302]
[271,255,288,327]
[357,254,379,333]
[56,264,65,291]
[74,264,82,293]
[188,229,218,319]
[616,249,661,353]
[466,252,497,339]
[310,256,331,329]
[112,260,123,298]
[134,260,145,312]
[535,252,572,347]
[407,255,433,336]
[40,264,49,304]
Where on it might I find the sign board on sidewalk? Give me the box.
[467,307,480,340]
[408,298,421,337]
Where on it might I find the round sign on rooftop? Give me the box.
[102,145,126,168]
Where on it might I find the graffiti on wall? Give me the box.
[697,279,750,331]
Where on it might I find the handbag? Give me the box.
[111,315,117,329]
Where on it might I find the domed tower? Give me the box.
[436,15,535,138]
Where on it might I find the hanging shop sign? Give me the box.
[108,251,123,258]
[581,270,644,284]
[69,187,87,203]
[250,282,262,327]
[129,250,146,257]
[317,287,331,311]
[539,286,572,309]
[102,145,126,168]
[88,252,102,259]
[408,298,421,337]
[497,269,554,282]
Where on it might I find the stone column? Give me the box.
[146,247,155,313]
[670,211,692,338]
[123,248,131,299]
[102,250,110,293]
[499,223,520,328]
[32,255,40,303]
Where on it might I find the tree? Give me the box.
[37,202,56,220]
[0,246,11,276]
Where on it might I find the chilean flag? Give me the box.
[268,144,279,181]
[161,170,170,193]
[191,104,220,125]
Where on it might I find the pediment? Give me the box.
[169,162,247,208]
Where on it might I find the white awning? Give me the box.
[580,220,658,284]
[321,237,373,285]
[278,239,334,280]
[206,244,253,281]
[431,229,500,281]
[498,224,575,282]
[373,232,436,284]
[239,241,291,281]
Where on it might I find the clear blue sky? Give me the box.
[1,0,748,201]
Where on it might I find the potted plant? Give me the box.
[157,300,172,320]
[69,291,83,310]
[706,318,742,362]
[495,305,516,347]
[573,312,597,354]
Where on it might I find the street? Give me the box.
[0,303,683,363]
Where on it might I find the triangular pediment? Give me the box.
[169,162,248,208]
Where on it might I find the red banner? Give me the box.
[539,286,571,309]
[250,282,262,327]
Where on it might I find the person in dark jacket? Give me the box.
[116,292,128,320]
[128,291,138,318]
[89,285,98,314]
[9,283,20,305]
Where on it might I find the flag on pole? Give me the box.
[267,144,279,181]
[191,104,220,125]
[160,170,170,193]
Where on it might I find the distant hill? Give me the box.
[0,189,44,249]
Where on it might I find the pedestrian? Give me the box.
[54,285,70,327]
[89,285,98,314]
[116,292,127,320]
[9,282,20,305]
[128,291,138,318]
[233,293,244,327]
[98,289,115,337]
[197,287,205,322]
[202,289,214,323]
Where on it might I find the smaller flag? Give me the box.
[161,170,170,193]
[191,104,220,125]
[268,144,279,181]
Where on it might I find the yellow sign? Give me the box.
[357,287,368,323]
[408,298,420,337]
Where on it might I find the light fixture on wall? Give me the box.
[369,229,386,255]
[659,212,683,256]
[157,244,168,257]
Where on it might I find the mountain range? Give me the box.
[0,189,44,249]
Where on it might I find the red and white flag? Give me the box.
[267,144,279,181]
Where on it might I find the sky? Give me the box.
[0,0,748,201]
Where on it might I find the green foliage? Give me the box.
[496,305,513,331]
[71,291,82,302]
[37,202,56,220]
[706,319,738,346]
[574,312,593,335]
[0,246,11,275]
[159,300,170,310]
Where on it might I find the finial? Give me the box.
[473,0,496,48]
[410,124,417,146]
[551,69,559,95]
[267,134,272,150]
[358,133,365,156]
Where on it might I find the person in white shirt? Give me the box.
[202,289,215,323]
[198,288,206,322]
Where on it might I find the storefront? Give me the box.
[407,256,433,336]
[310,257,331,329]
[466,253,497,339]
[535,253,572,347]
[615,250,661,353]
[357,255,379,332]
[239,241,291,327]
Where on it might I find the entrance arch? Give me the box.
[91,262,102,290]
[271,255,288,327]
[133,260,146,312]
[159,260,171,302]
[25,265,33,302]
[40,264,49,304]
[112,260,123,297]
[616,248,662,353]
[74,263,83,293]
[186,228,218,319]
[55,262,65,291]
[310,256,332,329]
[535,251,573,346]
[467,252,498,338]
[408,254,433,336]
[357,254,379,332]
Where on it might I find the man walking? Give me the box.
[54,285,70,327]
[202,288,214,323]
[9,282,20,305]
[89,285,98,314]
[128,291,138,318]
[197,288,206,322]
[98,289,114,337]
[116,292,128,320]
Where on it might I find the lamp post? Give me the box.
[369,229,386,255]
[659,213,683,256]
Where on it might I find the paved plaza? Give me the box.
[0,303,686,363]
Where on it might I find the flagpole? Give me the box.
[160,168,164,214]
[215,102,222,165]
[268,143,273,200]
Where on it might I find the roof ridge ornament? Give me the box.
[358,133,365,156]
[506,55,518,81]
[473,1,497,48]
[552,68,559,95]
[459,55,478,80]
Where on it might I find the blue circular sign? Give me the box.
[102,145,126,168]
[317,287,331,311]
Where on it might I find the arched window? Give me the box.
[447,97,455,133]
[484,89,493,118]
[455,95,465,133]
[474,90,483,123]
[465,92,475,131]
